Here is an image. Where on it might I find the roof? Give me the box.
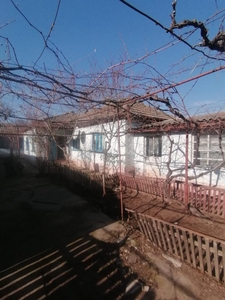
[0,123,30,135]
[131,111,225,133]
[48,101,170,128]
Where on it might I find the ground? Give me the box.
[122,190,225,240]
[1,155,225,299]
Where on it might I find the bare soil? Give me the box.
[122,189,225,241]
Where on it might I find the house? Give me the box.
[23,119,74,165]
[23,101,169,170]
[23,102,225,188]
[66,101,170,174]
[0,123,24,153]
[131,111,225,188]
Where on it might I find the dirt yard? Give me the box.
[1,157,225,299]
[122,190,225,241]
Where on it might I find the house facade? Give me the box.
[23,125,73,165]
[67,102,169,174]
[23,103,225,188]
[131,113,225,188]
[69,120,126,173]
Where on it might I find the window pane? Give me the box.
[146,137,161,157]
[146,137,153,156]
[199,159,207,166]
[209,151,222,160]
[198,151,207,159]
[73,135,80,149]
[199,143,207,148]
[200,136,208,143]
[26,138,29,151]
[93,133,103,152]
[194,134,225,166]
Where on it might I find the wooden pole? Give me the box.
[117,104,123,221]
[185,130,189,207]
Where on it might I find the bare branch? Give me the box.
[120,0,225,60]
[170,0,225,52]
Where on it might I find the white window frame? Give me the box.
[194,133,225,167]
[145,136,162,157]
[92,133,104,153]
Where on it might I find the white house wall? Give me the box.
[133,133,225,188]
[69,120,127,173]
[133,133,189,177]
[24,131,38,156]
[23,130,53,164]
[23,130,38,165]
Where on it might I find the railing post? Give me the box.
[185,130,189,207]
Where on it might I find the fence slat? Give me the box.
[182,230,191,264]
[140,218,150,241]
[189,233,196,268]
[158,222,167,251]
[197,237,204,272]
[213,241,220,281]
[149,220,158,245]
[218,191,223,216]
[127,210,225,284]
[135,212,146,239]
[176,228,184,260]
[164,224,173,253]
[205,238,212,277]
[169,225,178,257]
[119,173,225,218]
[153,220,162,248]
[143,215,153,242]
[223,197,225,218]
[222,244,225,285]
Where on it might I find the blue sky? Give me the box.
[1,0,225,116]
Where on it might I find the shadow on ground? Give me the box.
[0,157,155,299]
[0,234,155,300]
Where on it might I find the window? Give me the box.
[73,134,81,150]
[31,138,35,152]
[92,133,104,152]
[146,136,162,157]
[25,137,29,151]
[80,131,86,144]
[194,134,225,167]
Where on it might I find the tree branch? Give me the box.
[170,0,225,52]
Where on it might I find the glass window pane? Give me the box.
[93,133,103,152]
[146,137,161,157]
[198,151,207,159]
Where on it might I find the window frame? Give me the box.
[92,133,104,153]
[72,133,81,150]
[25,137,29,151]
[31,138,35,152]
[193,133,225,167]
[145,136,162,157]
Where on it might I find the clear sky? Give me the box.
[1,0,225,116]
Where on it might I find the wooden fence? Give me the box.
[44,162,225,218]
[44,162,225,283]
[127,208,225,284]
[45,162,119,192]
[120,173,225,218]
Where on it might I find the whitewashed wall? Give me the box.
[69,120,127,173]
[23,129,52,164]
[22,120,225,188]
[133,133,189,177]
[133,133,225,188]
[23,130,39,165]
[23,130,37,156]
